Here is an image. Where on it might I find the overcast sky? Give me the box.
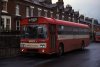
[52,0,100,22]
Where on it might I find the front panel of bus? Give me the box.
[20,18,50,54]
[95,32,100,41]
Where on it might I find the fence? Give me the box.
[0,31,20,58]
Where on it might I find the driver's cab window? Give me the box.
[21,25,47,39]
[38,26,47,38]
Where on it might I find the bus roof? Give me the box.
[21,17,89,28]
[38,17,89,28]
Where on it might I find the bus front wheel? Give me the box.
[57,45,64,56]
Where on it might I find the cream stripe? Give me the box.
[58,35,89,40]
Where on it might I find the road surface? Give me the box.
[0,42,100,67]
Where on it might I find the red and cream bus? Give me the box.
[20,17,90,56]
[95,32,100,42]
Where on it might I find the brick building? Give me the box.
[0,0,80,32]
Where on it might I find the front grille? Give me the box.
[27,49,38,53]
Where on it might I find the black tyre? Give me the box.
[81,41,85,50]
[57,45,64,56]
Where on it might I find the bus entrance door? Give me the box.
[49,24,57,53]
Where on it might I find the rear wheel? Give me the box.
[81,41,85,50]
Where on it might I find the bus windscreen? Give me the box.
[21,25,47,39]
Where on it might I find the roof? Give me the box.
[38,17,89,28]
[32,0,41,5]
[24,0,57,8]
[66,4,72,8]
[59,5,64,9]
[21,17,89,28]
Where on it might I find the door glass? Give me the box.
[49,25,56,48]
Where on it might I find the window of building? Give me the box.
[68,17,71,21]
[26,7,30,17]
[16,20,20,31]
[30,6,34,17]
[0,18,4,30]
[6,19,10,30]
[62,15,64,20]
[38,8,42,16]
[56,14,59,19]
[69,13,71,16]
[57,8,59,12]
[73,14,74,17]
[62,12,64,14]
[72,18,74,22]
[1,16,11,31]
[2,1,8,13]
[44,10,48,17]
[50,11,53,17]
[16,4,20,16]
[78,19,80,23]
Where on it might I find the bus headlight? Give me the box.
[40,44,46,48]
